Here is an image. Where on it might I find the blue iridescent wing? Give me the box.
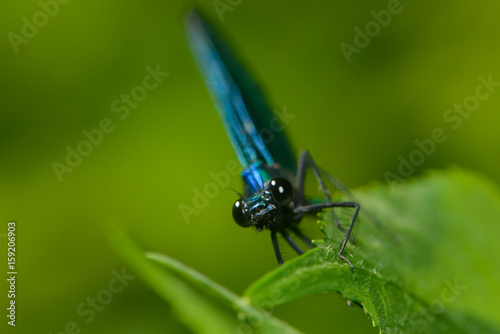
[184,10,296,173]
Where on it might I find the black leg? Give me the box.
[290,226,316,249]
[294,201,359,270]
[280,229,305,255]
[337,202,359,270]
[295,151,347,233]
[271,229,283,265]
[321,169,399,246]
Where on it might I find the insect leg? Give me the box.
[296,150,347,233]
[294,201,359,270]
[289,225,316,249]
[271,229,284,265]
[280,229,305,255]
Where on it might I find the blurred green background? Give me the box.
[1,0,500,333]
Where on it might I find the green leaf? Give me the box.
[109,229,302,334]
[244,168,500,333]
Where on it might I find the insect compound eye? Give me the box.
[269,178,293,207]
[232,199,251,228]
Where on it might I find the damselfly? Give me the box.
[184,11,359,268]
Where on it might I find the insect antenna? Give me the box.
[227,187,243,199]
